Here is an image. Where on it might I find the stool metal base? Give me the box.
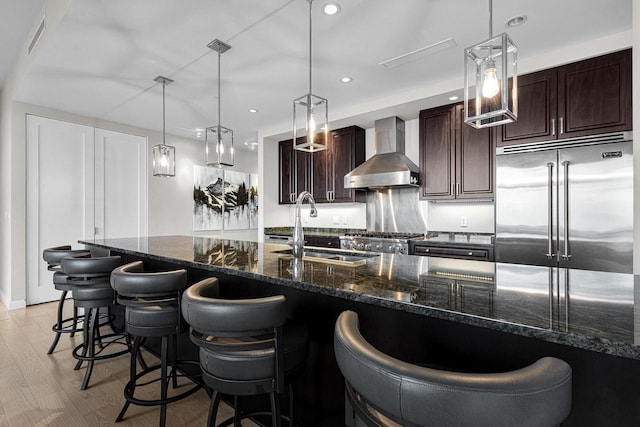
[47,290,84,355]
[72,306,130,390]
[116,335,203,427]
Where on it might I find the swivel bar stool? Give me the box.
[62,252,129,390]
[181,278,309,427]
[110,261,202,427]
[334,310,573,427]
[42,245,90,355]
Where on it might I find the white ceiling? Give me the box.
[3,0,633,148]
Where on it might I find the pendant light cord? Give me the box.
[488,0,493,39]
[218,50,221,138]
[308,0,312,95]
[162,81,166,146]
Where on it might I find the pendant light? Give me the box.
[293,0,328,152]
[152,76,176,177]
[206,39,234,167]
[464,0,518,128]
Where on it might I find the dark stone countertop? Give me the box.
[80,235,640,360]
[264,227,364,237]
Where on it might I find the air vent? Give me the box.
[28,15,46,55]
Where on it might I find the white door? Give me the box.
[26,118,148,305]
[94,128,148,239]
[26,115,95,304]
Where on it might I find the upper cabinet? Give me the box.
[419,103,494,200]
[278,126,365,204]
[498,49,631,147]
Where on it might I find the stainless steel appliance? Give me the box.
[340,231,424,254]
[344,117,419,189]
[495,132,633,273]
[410,232,494,261]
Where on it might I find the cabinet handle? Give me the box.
[456,183,460,196]
[559,117,564,135]
[551,118,556,136]
[450,183,454,196]
[290,193,295,203]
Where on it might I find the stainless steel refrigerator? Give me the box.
[495,133,633,273]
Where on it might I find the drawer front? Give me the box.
[412,245,493,261]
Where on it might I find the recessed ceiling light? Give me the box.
[248,108,259,113]
[506,15,527,27]
[340,76,352,83]
[448,96,459,101]
[322,2,341,15]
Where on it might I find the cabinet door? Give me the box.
[457,105,495,198]
[419,105,456,200]
[497,69,558,146]
[329,126,365,203]
[558,49,631,138]
[311,149,329,203]
[278,139,295,204]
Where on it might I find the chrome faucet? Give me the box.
[291,191,318,258]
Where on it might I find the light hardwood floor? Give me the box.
[0,300,247,426]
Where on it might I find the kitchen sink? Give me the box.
[273,248,378,267]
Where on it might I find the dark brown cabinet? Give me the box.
[278,137,310,204]
[498,49,631,146]
[278,126,365,204]
[419,103,494,200]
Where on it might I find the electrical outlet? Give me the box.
[303,214,309,223]
[342,216,348,225]
[333,215,340,225]
[460,216,468,227]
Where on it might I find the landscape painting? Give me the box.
[193,166,223,231]
[222,170,251,230]
[249,173,258,229]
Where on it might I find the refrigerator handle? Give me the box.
[561,161,572,260]
[546,162,555,259]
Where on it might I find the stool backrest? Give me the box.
[181,278,287,392]
[334,310,572,427]
[110,261,187,299]
[182,278,285,337]
[61,253,121,279]
[43,246,90,270]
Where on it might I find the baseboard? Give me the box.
[0,289,26,310]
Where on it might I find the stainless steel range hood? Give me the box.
[344,117,419,189]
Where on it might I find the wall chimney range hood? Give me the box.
[344,117,419,189]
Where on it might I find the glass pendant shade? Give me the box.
[464,32,518,128]
[205,124,234,167]
[293,93,328,151]
[153,144,175,176]
[152,75,176,177]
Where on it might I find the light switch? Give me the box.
[342,216,348,225]
[460,216,468,227]
[333,215,340,225]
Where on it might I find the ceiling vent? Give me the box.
[28,15,46,55]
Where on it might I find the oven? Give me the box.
[409,232,495,261]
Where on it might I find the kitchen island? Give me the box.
[81,235,640,426]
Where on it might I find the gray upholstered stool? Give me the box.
[62,253,128,390]
[42,245,90,355]
[110,261,202,427]
[181,278,309,427]
[334,310,573,427]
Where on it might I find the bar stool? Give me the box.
[42,245,90,355]
[62,253,129,390]
[334,310,573,427]
[181,278,309,427]
[110,261,203,427]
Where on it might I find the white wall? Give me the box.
[148,130,258,240]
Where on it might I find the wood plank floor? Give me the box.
[0,300,255,426]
